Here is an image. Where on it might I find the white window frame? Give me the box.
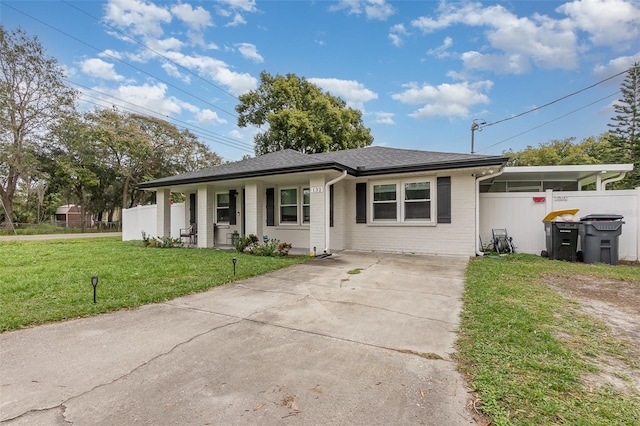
[302,187,310,224]
[278,186,311,226]
[216,192,230,224]
[370,179,435,224]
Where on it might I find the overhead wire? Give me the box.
[70,79,254,151]
[58,0,240,102]
[475,90,620,153]
[76,89,254,154]
[3,1,241,121]
[479,68,629,130]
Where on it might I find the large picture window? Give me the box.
[280,188,298,223]
[216,193,229,223]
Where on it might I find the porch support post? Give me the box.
[197,186,215,248]
[244,180,263,238]
[309,175,326,255]
[156,188,171,238]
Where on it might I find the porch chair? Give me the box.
[180,223,197,246]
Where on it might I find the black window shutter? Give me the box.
[229,190,237,225]
[329,185,334,227]
[266,188,275,226]
[189,193,196,224]
[356,183,366,223]
[437,177,451,224]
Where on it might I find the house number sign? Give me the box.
[310,187,324,193]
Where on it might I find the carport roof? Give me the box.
[140,146,507,189]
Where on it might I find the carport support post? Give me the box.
[156,189,171,238]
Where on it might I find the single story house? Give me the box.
[139,146,507,257]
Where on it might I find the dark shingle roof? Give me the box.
[140,146,507,188]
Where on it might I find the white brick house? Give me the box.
[138,147,507,257]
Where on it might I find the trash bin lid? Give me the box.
[542,209,579,222]
[580,213,624,221]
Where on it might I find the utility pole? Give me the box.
[470,119,487,154]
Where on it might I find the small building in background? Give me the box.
[54,204,90,228]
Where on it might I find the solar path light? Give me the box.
[91,276,99,304]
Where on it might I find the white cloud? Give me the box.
[392,80,493,120]
[171,3,212,31]
[196,109,227,125]
[427,36,454,59]
[388,23,409,47]
[225,13,247,27]
[161,62,191,83]
[95,82,190,117]
[104,0,171,38]
[372,112,395,125]
[99,49,124,60]
[236,43,264,63]
[411,2,578,72]
[156,51,258,95]
[593,53,640,78]
[218,0,257,13]
[558,0,640,47]
[308,78,378,110]
[80,58,124,81]
[329,0,395,20]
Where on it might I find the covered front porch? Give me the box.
[151,170,347,255]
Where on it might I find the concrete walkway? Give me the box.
[0,251,475,425]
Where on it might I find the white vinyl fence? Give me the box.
[122,203,185,241]
[480,189,640,261]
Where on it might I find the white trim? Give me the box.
[369,178,435,224]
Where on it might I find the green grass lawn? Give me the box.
[459,254,640,426]
[0,237,307,332]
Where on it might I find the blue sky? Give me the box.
[3,0,639,162]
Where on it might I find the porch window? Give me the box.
[280,188,298,223]
[302,188,310,223]
[216,193,229,223]
[373,184,397,220]
[404,182,431,220]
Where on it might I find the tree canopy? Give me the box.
[608,62,639,187]
[236,72,374,155]
[0,26,77,228]
[503,136,612,167]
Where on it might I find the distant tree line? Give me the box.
[0,26,220,230]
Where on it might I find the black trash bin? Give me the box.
[544,221,580,261]
[579,214,624,265]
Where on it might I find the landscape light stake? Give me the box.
[91,276,99,304]
[232,257,237,275]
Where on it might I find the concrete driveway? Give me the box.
[1,251,474,425]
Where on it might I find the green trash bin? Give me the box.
[579,214,624,265]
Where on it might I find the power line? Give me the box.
[59,0,240,102]
[71,80,254,153]
[480,68,629,130]
[4,1,240,120]
[476,90,620,153]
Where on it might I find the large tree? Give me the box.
[236,72,374,155]
[0,26,76,228]
[608,62,640,188]
[83,108,221,209]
